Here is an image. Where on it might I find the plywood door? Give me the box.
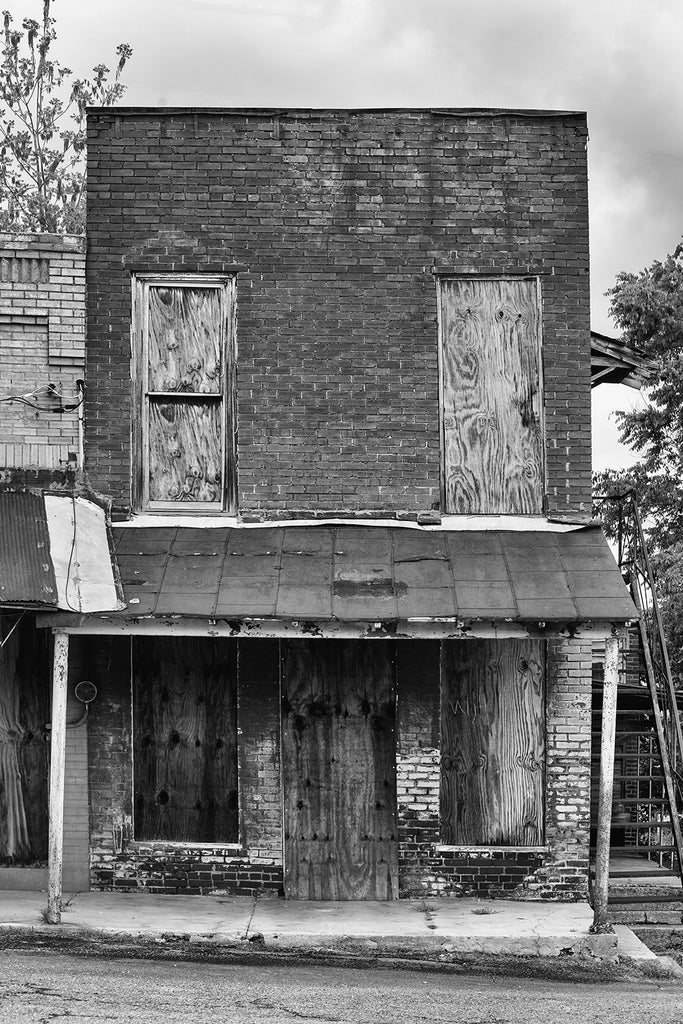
[440,639,545,846]
[282,640,398,900]
[440,277,543,514]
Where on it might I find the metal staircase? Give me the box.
[592,493,683,921]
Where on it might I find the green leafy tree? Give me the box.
[0,0,131,233]
[594,242,683,681]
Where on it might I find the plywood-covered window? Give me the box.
[439,277,544,514]
[440,639,545,847]
[132,276,236,511]
[133,637,238,843]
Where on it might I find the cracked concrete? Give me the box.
[0,890,625,960]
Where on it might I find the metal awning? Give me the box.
[0,490,123,613]
[36,521,636,635]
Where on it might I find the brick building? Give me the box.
[19,108,637,908]
[0,233,120,894]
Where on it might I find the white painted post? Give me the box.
[592,633,620,933]
[47,630,69,925]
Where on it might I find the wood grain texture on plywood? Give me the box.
[148,400,222,504]
[282,640,398,900]
[440,278,543,514]
[147,286,221,394]
[133,637,238,843]
[440,639,545,846]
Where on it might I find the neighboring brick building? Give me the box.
[0,233,111,895]
[34,108,636,905]
[0,233,84,474]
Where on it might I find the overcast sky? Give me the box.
[12,0,681,470]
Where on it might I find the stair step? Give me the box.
[608,908,683,925]
[631,924,683,951]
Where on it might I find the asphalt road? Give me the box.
[0,949,682,1024]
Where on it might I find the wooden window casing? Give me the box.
[437,276,545,515]
[132,275,236,513]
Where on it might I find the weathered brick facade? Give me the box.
[85,108,591,518]
[74,107,601,903]
[0,233,84,472]
[82,635,593,900]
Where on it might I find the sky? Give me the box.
[10,0,681,471]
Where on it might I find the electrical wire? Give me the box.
[0,609,26,649]
[63,492,79,613]
[0,383,83,412]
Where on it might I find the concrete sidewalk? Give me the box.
[0,889,651,961]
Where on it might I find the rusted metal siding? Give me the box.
[0,491,57,606]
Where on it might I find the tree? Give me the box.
[594,242,683,682]
[0,0,131,233]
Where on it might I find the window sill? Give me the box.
[128,840,245,855]
[436,845,547,854]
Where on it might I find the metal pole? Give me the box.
[592,633,620,933]
[47,630,69,925]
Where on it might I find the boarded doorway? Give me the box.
[282,640,398,899]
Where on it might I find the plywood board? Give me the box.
[440,278,543,514]
[133,637,238,842]
[148,286,221,394]
[440,639,545,846]
[148,400,222,504]
[282,640,398,900]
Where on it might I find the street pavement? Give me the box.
[0,948,682,1024]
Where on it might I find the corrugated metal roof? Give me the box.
[0,491,57,606]
[108,523,636,624]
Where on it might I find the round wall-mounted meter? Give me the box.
[74,680,98,705]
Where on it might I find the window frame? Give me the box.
[131,273,237,514]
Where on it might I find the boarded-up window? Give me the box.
[133,637,238,843]
[133,277,235,511]
[439,277,543,514]
[440,639,545,846]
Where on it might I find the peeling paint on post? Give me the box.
[592,633,620,933]
[47,630,69,924]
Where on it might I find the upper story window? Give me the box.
[132,275,236,512]
[438,276,544,514]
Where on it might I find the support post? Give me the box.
[592,633,620,933]
[47,630,69,925]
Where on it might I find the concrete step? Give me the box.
[630,924,683,953]
[608,906,683,926]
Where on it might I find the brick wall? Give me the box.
[397,638,592,900]
[0,233,84,471]
[85,108,591,517]
[86,637,283,896]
